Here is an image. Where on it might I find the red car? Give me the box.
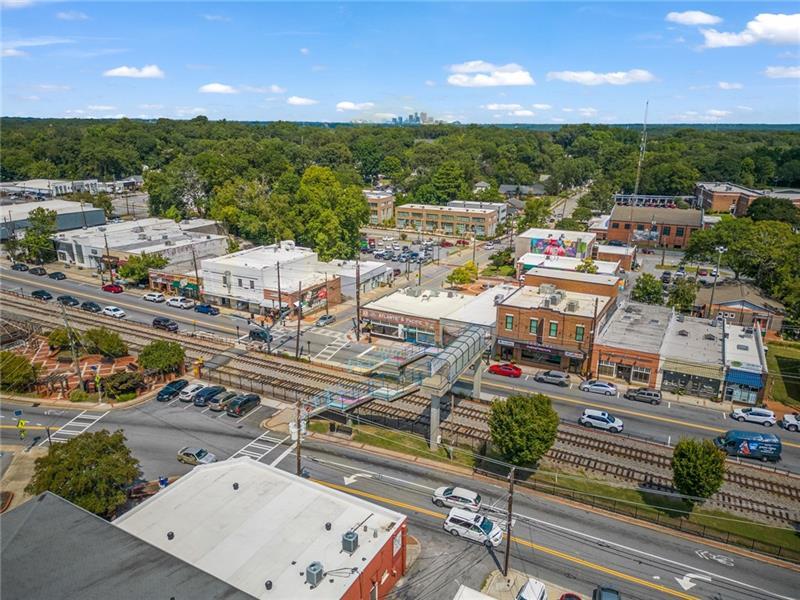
[698,268,709,276]
[488,363,522,378]
[440,240,454,248]
[102,283,124,293]
[456,239,469,246]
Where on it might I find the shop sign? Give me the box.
[496,339,515,347]
[523,343,554,353]
[564,351,585,359]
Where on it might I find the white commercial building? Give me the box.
[0,178,100,198]
[515,228,596,261]
[446,200,508,223]
[0,199,106,241]
[115,458,408,600]
[323,259,393,297]
[516,253,619,278]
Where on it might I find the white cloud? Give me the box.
[336,101,375,111]
[57,10,88,21]
[718,81,743,90]
[578,107,598,117]
[2,48,26,57]
[550,117,566,123]
[737,105,754,111]
[1,0,34,8]
[707,109,731,117]
[562,108,574,113]
[424,79,436,87]
[35,83,70,92]
[447,60,534,87]
[199,82,238,94]
[547,68,655,85]
[103,64,165,78]
[300,47,310,55]
[482,103,522,111]
[764,65,800,78]
[665,11,721,26]
[139,103,163,110]
[88,104,115,111]
[531,103,552,110]
[701,13,800,48]
[19,95,39,101]
[2,36,73,56]
[672,109,732,122]
[241,84,286,94]
[287,95,318,106]
[203,14,230,22]
[373,112,397,120]
[175,106,208,117]
[510,109,534,117]
[65,109,86,115]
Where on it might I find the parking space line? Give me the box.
[235,406,262,423]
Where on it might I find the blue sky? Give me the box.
[2,2,798,123]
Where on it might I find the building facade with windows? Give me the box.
[0,199,106,241]
[364,190,395,225]
[514,228,595,261]
[593,244,637,271]
[659,316,725,399]
[723,324,768,405]
[606,206,703,249]
[695,182,761,214]
[446,200,508,223]
[694,281,785,335]
[395,204,498,237]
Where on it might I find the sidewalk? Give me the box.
[0,444,48,512]
[482,568,577,600]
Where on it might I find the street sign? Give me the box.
[13,409,23,417]
[17,419,27,429]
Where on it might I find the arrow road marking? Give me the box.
[344,472,372,486]
[675,573,713,591]
[695,549,735,567]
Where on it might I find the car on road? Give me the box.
[102,283,124,293]
[488,363,522,378]
[194,303,220,315]
[780,413,800,432]
[178,383,206,402]
[80,301,102,313]
[516,578,547,600]
[730,407,777,427]
[48,271,66,280]
[579,409,624,433]
[440,240,454,248]
[485,242,495,250]
[443,507,503,547]
[29,267,47,276]
[557,595,582,600]
[193,385,226,407]
[31,289,52,301]
[623,387,662,405]
[143,292,165,303]
[315,314,336,327]
[102,306,126,319]
[226,393,261,417]
[56,295,80,307]
[711,268,719,277]
[639,247,654,254]
[177,446,217,466]
[152,316,179,332]
[432,486,482,511]
[166,296,195,309]
[208,390,238,412]
[156,379,189,401]
[592,586,621,600]
[579,380,618,396]
[534,370,570,387]
[10,263,28,271]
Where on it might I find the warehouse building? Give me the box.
[0,199,106,241]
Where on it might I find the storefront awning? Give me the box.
[662,358,722,380]
[725,369,763,388]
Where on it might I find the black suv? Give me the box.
[10,263,28,271]
[156,379,189,402]
[226,393,261,417]
[80,301,102,313]
[29,267,47,276]
[48,271,67,280]
[57,295,80,307]
[31,289,52,300]
[153,316,179,332]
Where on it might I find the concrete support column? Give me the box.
[429,393,441,451]
[472,361,483,400]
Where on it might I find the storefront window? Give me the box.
[598,360,616,377]
[631,366,650,383]
[549,321,558,337]
[504,315,514,330]
[371,321,400,339]
[529,319,538,334]
[575,325,584,342]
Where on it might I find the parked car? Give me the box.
[166,296,195,309]
[432,486,482,511]
[316,314,336,327]
[579,380,618,396]
[592,586,621,600]
[660,271,672,284]
[392,268,402,276]
[456,239,469,246]
[557,595,582,600]
[102,283,124,293]
[194,303,220,315]
[102,306,126,319]
[443,507,503,547]
[153,316,179,332]
[193,385,225,407]
[177,446,217,465]
[143,292,165,303]
[579,409,624,433]
[714,430,782,462]
[208,390,238,412]
[780,413,800,432]
[156,379,189,401]
[607,240,625,247]
[440,240,454,248]
[56,295,80,307]
[534,370,570,387]
[226,393,261,417]
[485,242,495,250]
[10,263,28,271]
[80,301,102,313]
[623,387,662,405]
[48,271,66,280]
[29,267,47,276]
[697,268,709,276]
[639,247,654,254]
[730,407,776,427]
[31,289,52,301]
[711,268,719,277]
[178,383,206,402]
[488,363,522,378]
[516,578,547,600]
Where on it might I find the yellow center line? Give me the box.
[316,479,699,600]
[475,379,800,449]
[0,424,50,431]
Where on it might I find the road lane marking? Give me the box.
[316,480,700,600]
[39,410,108,445]
[268,442,296,466]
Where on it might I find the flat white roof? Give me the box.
[54,218,223,251]
[453,585,494,600]
[500,285,610,317]
[115,458,405,600]
[661,316,724,366]
[397,203,496,215]
[588,215,610,230]
[3,199,102,220]
[443,284,518,327]
[363,287,475,320]
[725,324,765,373]
[517,253,619,275]
[363,190,394,200]
[517,228,596,244]
[595,244,636,256]
[524,267,620,286]
[322,260,390,279]
[204,242,315,270]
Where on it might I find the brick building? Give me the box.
[395,203,499,237]
[694,281,785,335]
[695,182,761,214]
[522,268,621,299]
[594,244,638,271]
[364,190,395,225]
[606,205,703,249]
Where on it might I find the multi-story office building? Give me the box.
[363,190,395,225]
[395,203,498,237]
[606,205,703,249]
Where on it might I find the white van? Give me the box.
[516,578,548,600]
[443,507,503,547]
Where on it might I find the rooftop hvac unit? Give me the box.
[540,283,556,295]
[342,531,359,554]
[494,294,505,305]
[549,293,563,306]
[736,344,749,351]
[543,298,551,308]
[164,240,173,246]
[138,233,148,240]
[305,562,324,587]
[566,300,578,312]
[676,314,685,322]
[678,329,689,337]
[704,334,716,341]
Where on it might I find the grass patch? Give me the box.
[308,420,328,434]
[348,423,477,468]
[766,343,800,408]
[655,263,699,272]
[481,265,515,277]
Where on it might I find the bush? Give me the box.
[0,351,38,391]
[83,328,128,358]
[48,327,74,350]
[671,438,726,504]
[100,371,145,400]
[138,340,185,374]
[489,394,559,466]
[69,389,99,403]
[56,350,74,364]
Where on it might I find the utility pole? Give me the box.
[707,246,726,318]
[503,467,516,577]
[276,261,283,321]
[355,260,362,342]
[417,256,422,284]
[324,272,329,316]
[190,245,202,302]
[472,234,477,266]
[295,281,303,359]
[103,232,115,284]
[59,303,81,377]
[295,397,303,476]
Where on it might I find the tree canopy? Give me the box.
[631,273,663,305]
[446,260,478,286]
[668,278,698,312]
[82,328,128,358]
[746,196,800,226]
[20,207,57,264]
[489,393,559,465]
[671,438,726,504]
[118,253,169,284]
[138,340,186,374]
[0,351,37,392]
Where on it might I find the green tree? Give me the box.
[489,393,559,465]
[671,438,726,505]
[575,258,598,274]
[431,161,467,202]
[26,430,141,517]
[100,371,145,400]
[554,217,586,231]
[518,197,552,230]
[631,273,663,304]
[668,278,699,312]
[83,328,128,358]
[47,327,77,350]
[118,253,169,284]
[446,260,478,285]
[0,351,38,391]
[138,340,186,374]
[164,205,183,222]
[571,205,593,222]
[67,192,114,218]
[746,197,800,226]
[20,207,57,264]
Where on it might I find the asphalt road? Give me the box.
[2,398,797,600]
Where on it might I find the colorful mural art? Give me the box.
[529,235,589,258]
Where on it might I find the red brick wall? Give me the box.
[342,524,407,600]
[590,344,660,386]
[522,272,619,298]
[606,221,698,249]
[595,250,635,271]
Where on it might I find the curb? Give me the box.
[0,388,159,411]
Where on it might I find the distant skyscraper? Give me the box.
[420,112,428,123]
